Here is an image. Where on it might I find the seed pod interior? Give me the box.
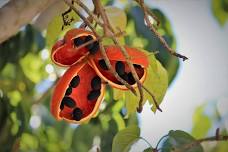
[51,62,105,124]
[51,28,97,67]
[89,45,149,90]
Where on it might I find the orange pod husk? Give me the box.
[51,60,105,124]
[51,28,98,67]
[89,45,149,90]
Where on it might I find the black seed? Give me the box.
[127,72,136,85]
[98,59,109,70]
[73,37,84,47]
[85,35,95,51]
[91,76,101,90]
[84,35,93,42]
[87,90,101,101]
[115,61,125,76]
[133,64,142,69]
[65,87,72,96]
[120,72,129,81]
[84,35,99,54]
[60,102,64,110]
[62,96,76,108]
[72,108,83,121]
[116,72,128,85]
[70,75,80,88]
[87,41,99,54]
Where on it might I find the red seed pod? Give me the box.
[51,28,98,67]
[89,45,149,90]
[51,61,105,124]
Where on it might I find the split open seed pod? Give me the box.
[51,60,105,124]
[89,45,149,90]
[51,28,99,67]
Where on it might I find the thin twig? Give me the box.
[74,30,126,54]
[74,0,104,26]
[92,0,145,112]
[64,0,96,34]
[142,85,162,112]
[173,129,228,152]
[64,0,137,95]
[136,0,188,61]
[66,0,163,112]
[99,43,137,95]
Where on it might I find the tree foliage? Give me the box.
[0,0,227,152]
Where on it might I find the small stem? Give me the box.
[139,137,159,152]
[173,129,228,152]
[74,31,126,54]
[142,85,162,112]
[99,43,137,95]
[93,0,145,112]
[64,0,137,95]
[139,137,153,149]
[155,134,168,149]
[136,0,188,61]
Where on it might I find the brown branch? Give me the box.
[173,135,228,152]
[64,0,137,95]
[92,0,146,112]
[71,0,162,113]
[0,0,58,44]
[75,30,126,53]
[171,129,228,152]
[136,0,188,61]
[73,0,104,26]
[142,85,162,112]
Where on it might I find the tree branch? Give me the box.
[135,0,188,61]
[0,0,57,44]
[64,0,137,95]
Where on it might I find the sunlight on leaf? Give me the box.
[112,125,140,152]
[20,53,47,83]
[212,0,228,26]
[46,7,79,49]
[105,6,127,32]
[191,104,212,138]
[7,91,21,107]
[20,133,39,150]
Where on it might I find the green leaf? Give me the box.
[161,130,204,152]
[20,53,47,83]
[113,50,168,115]
[144,53,168,112]
[211,140,228,152]
[128,6,179,85]
[143,147,153,152]
[191,104,212,138]
[46,8,79,48]
[112,125,140,152]
[20,133,39,150]
[212,0,228,26]
[105,6,127,32]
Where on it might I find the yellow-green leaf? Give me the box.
[46,7,79,49]
[112,125,140,152]
[20,53,47,83]
[212,0,228,26]
[105,6,127,32]
[113,50,168,115]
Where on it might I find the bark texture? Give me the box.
[0,0,58,43]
